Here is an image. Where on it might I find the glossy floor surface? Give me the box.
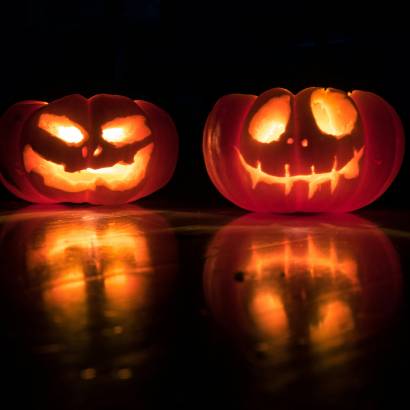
[0,205,409,409]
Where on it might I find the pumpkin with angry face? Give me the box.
[203,87,404,212]
[0,94,178,204]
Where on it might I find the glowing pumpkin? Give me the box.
[203,87,404,212]
[203,214,402,361]
[0,94,178,204]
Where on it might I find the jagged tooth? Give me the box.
[284,163,292,195]
[307,166,318,198]
[333,155,338,170]
[285,181,293,195]
[330,171,340,193]
[250,161,261,188]
[308,181,318,199]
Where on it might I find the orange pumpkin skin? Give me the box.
[0,94,178,204]
[203,88,404,212]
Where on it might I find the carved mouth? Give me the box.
[237,146,365,198]
[23,143,154,192]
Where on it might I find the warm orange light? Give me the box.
[101,115,151,147]
[27,222,151,283]
[311,89,358,138]
[245,234,358,283]
[93,146,102,157]
[243,230,359,348]
[251,289,289,339]
[38,113,87,146]
[237,145,364,198]
[23,142,154,192]
[203,213,402,363]
[27,218,152,325]
[249,95,291,143]
[310,300,354,348]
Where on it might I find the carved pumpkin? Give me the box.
[203,214,402,361]
[0,94,178,204]
[203,87,404,212]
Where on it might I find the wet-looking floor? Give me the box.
[0,206,409,409]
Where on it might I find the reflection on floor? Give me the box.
[0,206,407,409]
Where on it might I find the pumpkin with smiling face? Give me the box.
[0,94,178,204]
[203,87,404,212]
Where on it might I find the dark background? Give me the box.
[0,2,409,410]
[0,0,409,209]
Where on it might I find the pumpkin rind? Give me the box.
[203,87,404,212]
[0,94,178,204]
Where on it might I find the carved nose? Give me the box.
[301,138,309,147]
[93,146,103,157]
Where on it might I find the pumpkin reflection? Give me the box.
[27,218,153,332]
[204,214,402,362]
[0,206,177,372]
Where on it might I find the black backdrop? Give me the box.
[1,0,409,209]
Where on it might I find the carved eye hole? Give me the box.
[101,115,151,147]
[311,89,358,138]
[249,95,291,143]
[38,113,86,146]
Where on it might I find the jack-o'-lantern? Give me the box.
[0,206,178,375]
[203,214,402,363]
[0,94,178,204]
[203,87,404,212]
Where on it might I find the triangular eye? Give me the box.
[101,115,151,147]
[39,113,86,146]
[249,95,291,143]
[310,89,357,138]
